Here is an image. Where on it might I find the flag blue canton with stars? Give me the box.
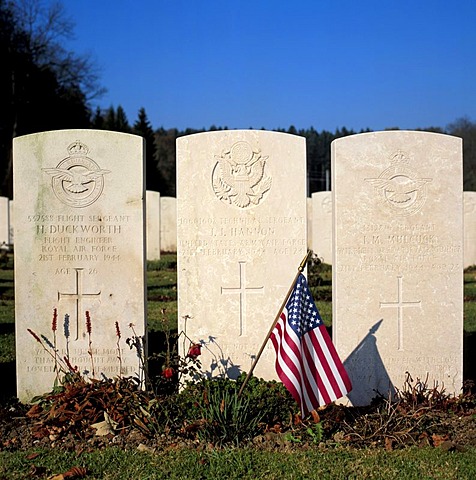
[286,274,323,336]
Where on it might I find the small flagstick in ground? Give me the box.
[238,250,352,417]
[237,251,312,398]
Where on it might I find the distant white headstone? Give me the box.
[307,197,312,250]
[464,191,476,269]
[177,130,307,380]
[14,130,146,401]
[332,131,463,405]
[160,196,177,252]
[0,197,8,246]
[9,200,14,245]
[146,190,161,260]
[311,191,332,264]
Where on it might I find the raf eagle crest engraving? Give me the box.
[44,141,110,208]
[212,141,272,208]
[365,151,432,216]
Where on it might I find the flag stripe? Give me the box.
[302,333,332,404]
[271,273,352,416]
[311,327,344,399]
[271,316,302,404]
[314,325,352,396]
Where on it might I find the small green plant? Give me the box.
[191,379,264,446]
[306,421,324,444]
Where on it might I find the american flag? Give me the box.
[270,273,352,416]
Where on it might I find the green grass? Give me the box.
[0,299,14,324]
[1,446,475,480]
[0,334,14,363]
[315,300,332,327]
[464,302,476,333]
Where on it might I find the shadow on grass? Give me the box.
[146,329,176,380]
[464,331,476,391]
[0,323,14,334]
[0,361,16,402]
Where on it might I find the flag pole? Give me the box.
[237,250,313,398]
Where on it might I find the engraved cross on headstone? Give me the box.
[58,268,101,340]
[380,275,421,351]
[221,261,264,336]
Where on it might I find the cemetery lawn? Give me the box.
[1,446,476,479]
[1,254,476,478]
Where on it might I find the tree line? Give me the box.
[1,0,476,199]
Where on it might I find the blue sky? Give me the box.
[63,0,476,132]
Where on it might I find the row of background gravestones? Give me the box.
[10,129,466,408]
[0,190,476,268]
[3,191,476,267]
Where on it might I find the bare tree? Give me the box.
[11,0,105,101]
[0,0,105,197]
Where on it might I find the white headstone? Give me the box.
[9,200,14,245]
[464,191,476,269]
[311,191,333,264]
[306,197,313,250]
[146,190,161,260]
[14,130,146,402]
[160,196,177,252]
[177,130,307,380]
[332,131,463,405]
[0,197,8,246]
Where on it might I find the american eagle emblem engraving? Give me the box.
[212,141,272,208]
[44,141,110,208]
[365,151,432,216]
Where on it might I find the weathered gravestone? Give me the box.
[177,130,307,380]
[332,131,463,405]
[14,130,146,402]
[311,191,333,264]
[0,197,8,246]
[160,196,177,252]
[464,191,476,268]
[146,190,161,260]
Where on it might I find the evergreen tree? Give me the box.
[91,106,104,129]
[447,117,476,191]
[115,105,131,133]
[100,105,131,132]
[133,107,160,191]
[103,106,116,130]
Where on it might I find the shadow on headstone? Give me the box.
[201,336,243,380]
[343,319,396,405]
